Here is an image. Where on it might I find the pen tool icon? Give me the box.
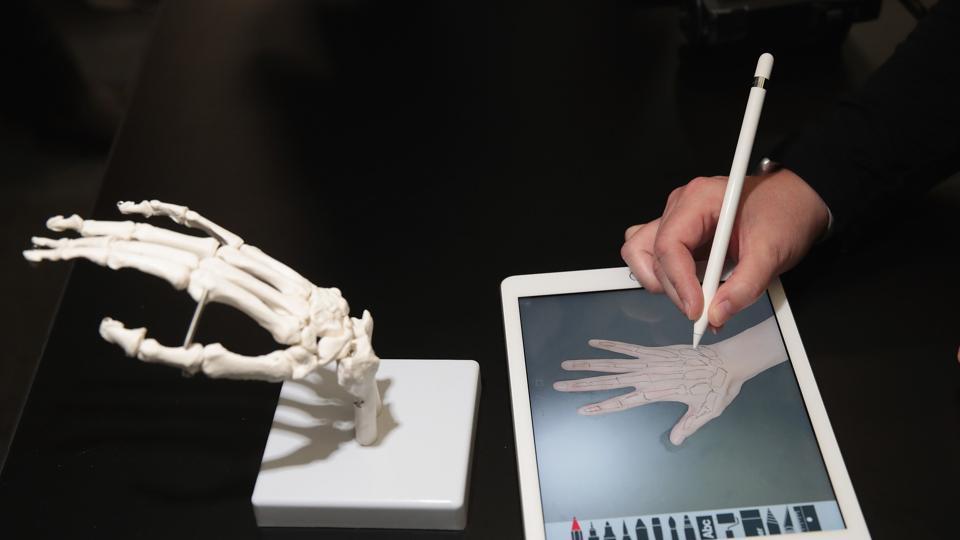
[636,518,650,540]
[603,521,617,540]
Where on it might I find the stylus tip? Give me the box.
[692,332,703,349]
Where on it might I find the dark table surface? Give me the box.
[3,0,959,538]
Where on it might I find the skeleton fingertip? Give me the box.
[23,250,42,262]
[45,215,63,230]
[98,318,146,357]
[31,236,57,248]
[47,214,82,232]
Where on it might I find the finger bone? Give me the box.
[46,214,84,232]
[45,212,220,258]
[118,200,244,248]
[139,338,204,373]
[643,386,685,400]
[99,317,146,357]
[23,244,193,289]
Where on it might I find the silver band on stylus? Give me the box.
[752,76,768,89]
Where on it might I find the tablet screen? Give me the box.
[518,287,844,539]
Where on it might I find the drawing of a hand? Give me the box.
[553,316,787,445]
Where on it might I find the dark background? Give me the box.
[1,0,957,538]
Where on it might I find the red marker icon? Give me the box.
[571,517,584,540]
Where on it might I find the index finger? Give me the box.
[553,373,635,392]
[653,202,718,320]
[621,218,663,293]
[588,339,683,360]
[560,358,670,373]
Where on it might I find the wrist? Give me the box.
[712,317,788,381]
[756,159,832,243]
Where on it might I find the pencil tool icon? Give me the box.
[766,509,781,534]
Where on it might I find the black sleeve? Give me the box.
[772,0,960,239]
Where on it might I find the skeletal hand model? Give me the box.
[554,316,786,445]
[23,200,381,445]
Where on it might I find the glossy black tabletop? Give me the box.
[3,1,958,538]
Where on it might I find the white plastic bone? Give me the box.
[46,214,220,257]
[25,201,381,445]
[118,200,244,247]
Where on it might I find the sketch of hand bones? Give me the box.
[23,200,381,445]
[553,316,787,445]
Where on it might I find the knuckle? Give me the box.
[687,176,725,197]
[730,278,763,306]
[624,223,645,241]
[687,176,713,191]
[652,236,673,259]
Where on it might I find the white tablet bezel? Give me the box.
[501,266,870,540]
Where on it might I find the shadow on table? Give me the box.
[260,375,398,471]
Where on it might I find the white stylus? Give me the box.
[693,53,773,348]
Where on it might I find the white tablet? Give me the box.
[501,267,869,540]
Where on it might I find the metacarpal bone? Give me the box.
[238,244,314,291]
[187,266,303,345]
[200,257,309,320]
[218,245,313,299]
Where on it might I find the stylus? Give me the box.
[693,53,773,348]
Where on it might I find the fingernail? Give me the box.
[711,300,732,326]
[682,299,692,320]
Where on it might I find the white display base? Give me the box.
[252,359,480,530]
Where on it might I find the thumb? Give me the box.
[669,383,742,445]
[669,406,720,446]
[709,253,777,328]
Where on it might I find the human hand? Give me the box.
[621,169,830,329]
[554,316,787,445]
